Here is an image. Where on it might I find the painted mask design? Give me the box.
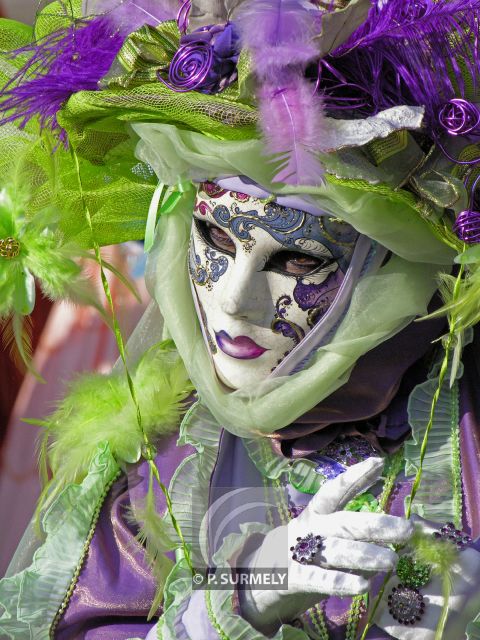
[189,182,359,389]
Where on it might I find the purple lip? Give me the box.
[215,331,268,359]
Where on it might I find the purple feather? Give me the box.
[235,0,319,78]
[323,0,480,125]
[259,73,326,186]
[84,0,178,33]
[0,16,126,144]
[236,0,326,185]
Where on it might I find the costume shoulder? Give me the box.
[0,340,192,638]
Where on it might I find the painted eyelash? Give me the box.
[264,259,337,279]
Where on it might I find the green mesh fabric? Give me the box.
[59,84,257,157]
[34,0,84,40]
[0,1,256,248]
[0,6,159,248]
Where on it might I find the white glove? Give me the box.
[145,623,158,640]
[240,457,414,635]
[375,517,480,640]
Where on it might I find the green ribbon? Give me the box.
[105,21,180,89]
[144,181,165,253]
[144,180,191,253]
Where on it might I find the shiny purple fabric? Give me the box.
[458,330,480,538]
[55,432,194,639]
[272,311,445,448]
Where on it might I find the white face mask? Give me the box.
[189,182,359,390]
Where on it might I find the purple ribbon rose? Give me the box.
[167,22,240,94]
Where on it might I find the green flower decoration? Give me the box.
[345,491,379,513]
[0,186,81,318]
[0,184,101,376]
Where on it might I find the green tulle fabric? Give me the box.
[0,17,158,250]
[134,123,456,265]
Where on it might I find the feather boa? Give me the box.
[36,342,192,488]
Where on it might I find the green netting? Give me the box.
[0,7,160,248]
[34,0,84,41]
[0,1,256,248]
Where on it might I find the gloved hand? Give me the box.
[375,517,480,640]
[240,457,413,635]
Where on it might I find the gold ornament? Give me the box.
[0,237,20,259]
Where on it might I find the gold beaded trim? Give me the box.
[49,469,121,639]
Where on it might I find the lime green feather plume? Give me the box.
[133,468,176,619]
[35,341,193,492]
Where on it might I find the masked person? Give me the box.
[1,1,480,639]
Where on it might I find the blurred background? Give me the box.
[0,1,150,575]
[1,0,37,22]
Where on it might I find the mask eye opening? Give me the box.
[194,217,236,257]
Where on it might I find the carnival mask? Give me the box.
[189,182,359,389]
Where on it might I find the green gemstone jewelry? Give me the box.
[387,555,431,626]
[396,555,431,590]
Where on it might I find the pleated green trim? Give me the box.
[205,524,309,640]
[157,528,311,640]
[161,401,222,566]
[467,614,480,640]
[206,583,310,640]
[243,437,327,494]
[405,357,465,522]
[0,443,120,640]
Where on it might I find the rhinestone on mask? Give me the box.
[387,584,426,625]
[290,533,323,565]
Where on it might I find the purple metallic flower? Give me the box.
[166,40,213,92]
[438,99,480,136]
[453,209,480,244]
[177,0,192,34]
[165,22,240,94]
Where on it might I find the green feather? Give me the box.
[411,529,458,576]
[424,265,480,334]
[132,467,176,619]
[410,529,458,640]
[40,341,193,491]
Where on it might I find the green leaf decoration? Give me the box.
[454,244,480,265]
[105,21,181,89]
